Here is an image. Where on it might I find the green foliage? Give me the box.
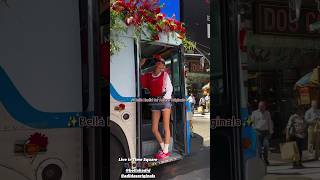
[110,7,126,56]
[110,0,195,55]
[183,39,196,51]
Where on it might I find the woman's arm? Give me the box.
[163,72,173,99]
[140,58,150,89]
[140,58,147,67]
[140,73,149,90]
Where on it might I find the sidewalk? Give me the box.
[191,112,210,147]
[263,160,320,180]
[263,152,320,180]
[269,151,317,165]
[263,175,313,180]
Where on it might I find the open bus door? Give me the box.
[171,45,188,156]
[139,42,187,166]
[109,28,188,178]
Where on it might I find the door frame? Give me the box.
[211,0,244,180]
[170,45,188,155]
[136,42,188,156]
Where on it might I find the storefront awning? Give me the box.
[202,82,210,90]
[294,67,320,89]
[247,33,320,50]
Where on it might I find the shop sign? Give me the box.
[299,87,311,105]
[255,2,320,37]
[189,62,207,73]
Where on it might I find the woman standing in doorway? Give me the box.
[140,55,173,159]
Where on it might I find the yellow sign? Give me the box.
[299,87,310,105]
[311,67,320,85]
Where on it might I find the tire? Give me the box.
[110,135,126,180]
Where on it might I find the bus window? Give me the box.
[172,54,181,95]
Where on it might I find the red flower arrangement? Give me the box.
[119,103,125,110]
[114,103,126,111]
[28,132,48,150]
[111,0,186,40]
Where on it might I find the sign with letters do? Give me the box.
[255,1,320,37]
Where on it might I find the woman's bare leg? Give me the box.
[162,108,171,144]
[151,110,163,144]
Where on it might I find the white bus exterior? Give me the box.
[0,0,97,179]
[110,27,188,179]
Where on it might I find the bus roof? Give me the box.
[112,26,182,47]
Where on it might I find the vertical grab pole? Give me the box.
[135,40,142,159]
[87,0,95,178]
[87,0,102,179]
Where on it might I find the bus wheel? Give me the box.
[110,135,125,180]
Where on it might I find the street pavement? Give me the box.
[263,150,320,180]
[192,112,210,147]
[152,137,210,180]
[264,160,320,180]
[152,112,211,180]
[168,168,210,180]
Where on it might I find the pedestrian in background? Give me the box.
[188,93,196,114]
[186,95,194,137]
[251,101,274,165]
[205,94,210,111]
[286,107,306,168]
[199,96,206,115]
[305,100,320,159]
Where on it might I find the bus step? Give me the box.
[142,138,173,157]
[146,151,182,167]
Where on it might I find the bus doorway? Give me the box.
[139,41,188,166]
